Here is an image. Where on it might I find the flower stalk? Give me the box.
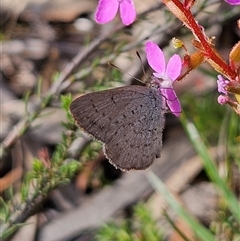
[162,0,237,81]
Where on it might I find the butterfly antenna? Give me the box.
[136,51,147,78]
[108,62,144,84]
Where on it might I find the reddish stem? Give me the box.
[168,0,236,80]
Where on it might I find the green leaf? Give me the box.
[33,159,44,174]
[61,94,72,112]
[180,113,240,223]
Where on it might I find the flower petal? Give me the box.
[162,88,181,116]
[95,0,119,24]
[165,54,182,81]
[224,0,240,5]
[119,0,136,25]
[218,95,228,105]
[217,75,228,95]
[145,41,165,75]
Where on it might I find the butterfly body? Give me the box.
[70,85,165,171]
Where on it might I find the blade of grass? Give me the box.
[146,171,215,241]
[180,113,240,223]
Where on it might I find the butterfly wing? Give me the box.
[70,85,165,170]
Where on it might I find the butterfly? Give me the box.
[70,84,165,171]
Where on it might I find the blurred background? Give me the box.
[1,1,240,241]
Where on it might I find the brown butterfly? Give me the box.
[70,84,165,171]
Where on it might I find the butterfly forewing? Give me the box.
[70,85,165,171]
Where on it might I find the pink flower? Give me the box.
[218,95,228,105]
[145,41,182,117]
[224,0,240,5]
[217,75,229,95]
[217,75,230,105]
[95,0,136,26]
